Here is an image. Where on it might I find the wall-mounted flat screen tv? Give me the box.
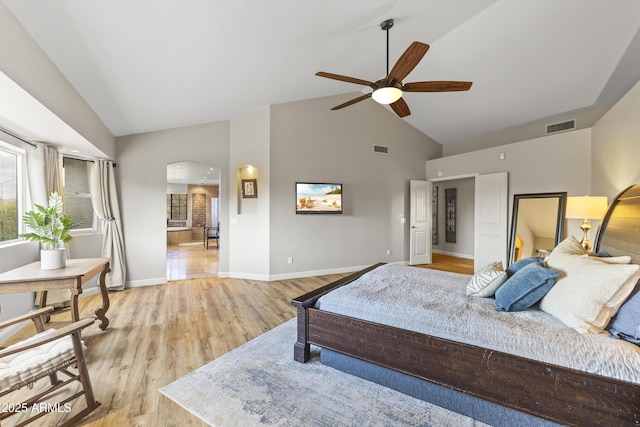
[296,182,342,214]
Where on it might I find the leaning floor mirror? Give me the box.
[508,192,567,265]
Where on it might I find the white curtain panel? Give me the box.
[88,160,126,290]
[25,144,66,304]
[25,143,62,208]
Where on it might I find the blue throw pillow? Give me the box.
[595,249,612,257]
[607,287,640,344]
[495,263,559,312]
[505,257,546,277]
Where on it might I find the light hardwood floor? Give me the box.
[2,254,472,426]
[419,253,474,275]
[166,243,218,281]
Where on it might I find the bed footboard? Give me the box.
[306,309,640,426]
[291,263,383,362]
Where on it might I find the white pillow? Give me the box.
[539,256,640,333]
[466,261,507,297]
[545,236,588,273]
[589,255,632,264]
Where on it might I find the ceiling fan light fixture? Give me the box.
[316,18,471,116]
[372,86,402,105]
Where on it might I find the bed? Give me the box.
[292,184,640,427]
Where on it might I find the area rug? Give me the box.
[160,319,488,426]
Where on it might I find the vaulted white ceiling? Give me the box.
[3,0,640,147]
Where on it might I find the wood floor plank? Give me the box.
[1,254,467,426]
[417,253,474,275]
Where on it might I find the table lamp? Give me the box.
[566,196,608,252]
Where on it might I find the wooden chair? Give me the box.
[204,224,219,249]
[0,306,100,426]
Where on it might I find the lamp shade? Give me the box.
[372,87,402,105]
[566,196,608,220]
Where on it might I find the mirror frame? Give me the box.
[508,192,567,266]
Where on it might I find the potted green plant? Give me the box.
[19,192,73,269]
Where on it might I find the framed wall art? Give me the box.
[432,185,438,245]
[295,182,342,214]
[242,179,258,198]
[445,188,456,243]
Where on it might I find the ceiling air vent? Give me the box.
[546,119,576,135]
[373,145,389,154]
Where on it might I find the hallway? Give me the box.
[166,242,218,281]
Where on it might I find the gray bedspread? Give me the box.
[316,263,640,384]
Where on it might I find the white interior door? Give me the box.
[474,172,508,271]
[409,180,432,265]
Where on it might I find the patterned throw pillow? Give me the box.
[466,261,507,297]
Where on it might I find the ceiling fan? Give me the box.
[316,19,472,117]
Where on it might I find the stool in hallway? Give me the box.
[204,225,219,249]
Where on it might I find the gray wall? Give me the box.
[116,121,230,286]
[0,3,115,159]
[426,128,593,242]
[441,108,607,157]
[117,93,443,282]
[0,242,38,334]
[268,93,442,277]
[227,107,271,279]
[592,79,640,199]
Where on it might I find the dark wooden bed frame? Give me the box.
[292,184,640,427]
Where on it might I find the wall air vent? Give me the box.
[546,119,576,135]
[373,145,389,154]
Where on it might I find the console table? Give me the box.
[0,257,111,330]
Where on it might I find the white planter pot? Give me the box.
[40,248,66,270]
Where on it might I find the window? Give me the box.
[167,194,187,220]
[62,157,95,230]
[0,141,23,243]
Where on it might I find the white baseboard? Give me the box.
[267,264,374,281]
[432,249,474,260]
[217,262,410,282]
[221,271,270,281]
[220,265,376,282]
[136,258,460,285]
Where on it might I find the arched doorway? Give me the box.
[166,161,221,280]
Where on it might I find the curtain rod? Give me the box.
[64,154,94,163]
[0,127,37,148]
[63,154,117,168]
[0,128,117,167]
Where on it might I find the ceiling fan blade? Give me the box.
[331,93,372,110]
[389,97,410,117]
[316,72,376,88]
[387,42,429,82]
[403,81,472,92]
